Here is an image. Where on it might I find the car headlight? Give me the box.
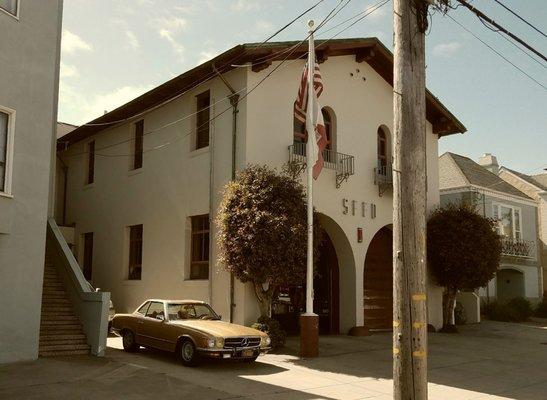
[261,336,271,347]
[215,337,224,348]
[207,338,215,348]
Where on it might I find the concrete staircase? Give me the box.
[39,255,90,356]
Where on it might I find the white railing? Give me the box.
[501,237,536,259]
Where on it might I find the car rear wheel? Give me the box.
[122,330,138,352]
[180,339,199,367]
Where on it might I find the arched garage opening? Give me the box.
[497,268,525,303]
[364,225,393,330]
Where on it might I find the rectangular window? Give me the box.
[0,110,11,193]
[86,140,95,185]
[132,120,143,170]
[195,91,210,150]
[128,224,143,280]
[493,203,522,240]
[190,214,209,279]
[82,232,93,281]
[0,0,18,16]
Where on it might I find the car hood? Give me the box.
[169,320,266,338]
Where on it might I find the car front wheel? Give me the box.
[180,340,199,367]
[122,330,138,352]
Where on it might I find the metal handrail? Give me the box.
[288,142,354,188]
[500,237,536,259]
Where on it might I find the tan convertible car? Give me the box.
[111,299,271,366]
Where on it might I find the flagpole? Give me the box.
[300,19,319,358]
[306,20,315,317]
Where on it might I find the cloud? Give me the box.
[125,30,140,49]
[59,82,153,124]
[62,30,92,54]
[433,42,462,57]
[231,0,260,12]
[152,17,187,61]
[255,20,274,33]
[60,62,79,78]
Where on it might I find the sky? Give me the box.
[59,0,546,174]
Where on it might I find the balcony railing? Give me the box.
[374,162,392,196]
[501,237,536,259]
[288,142,354,188]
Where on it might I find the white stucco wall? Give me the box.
[0,1,63,364]
[60,53,447,333]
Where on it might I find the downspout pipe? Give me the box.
[213,64,240,323]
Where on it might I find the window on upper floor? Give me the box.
[493,203,522,240]
[0,108,14,195]
[195,91,210,150]
[0,0,18,17]
[377,126,392,176]
[132,120,144,170]
[321,107,336,163]
[190,214,209,280]
[86,140,95,185]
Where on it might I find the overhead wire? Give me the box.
[65,0,392,159]
[493,0,547,38]
[446,14,547,91]
[71,0,329,128]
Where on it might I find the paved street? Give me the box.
[1,320,546,400]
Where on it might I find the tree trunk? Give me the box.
[442,287,457,330]
[253,282,273,319]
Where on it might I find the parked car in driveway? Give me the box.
[111,299,271,366]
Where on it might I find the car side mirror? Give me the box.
[156,315,165,321]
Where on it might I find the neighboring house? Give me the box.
[0,1,63,364]
[57,38,466,333]
[439,152,542,304]
[498,165,547,298]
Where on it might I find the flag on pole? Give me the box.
[293,61,327,179]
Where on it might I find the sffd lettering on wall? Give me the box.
[342,199,376,218]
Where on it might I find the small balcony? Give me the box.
[374,162,392,197]
[288,142,354,188]
[501,237,536,259]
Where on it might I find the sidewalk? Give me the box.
[1,320,546,399]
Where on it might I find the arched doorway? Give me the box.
[314,233,340,334]
[272,227,342,334]
[364,226,393,330]
[497,268,525,303]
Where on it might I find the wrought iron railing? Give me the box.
[374,162,392,196]
[288,142,354,188]
[501,237,536,259]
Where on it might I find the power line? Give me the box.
[446,14,547,91]
[456,0,547,63]
[71,0,329,128]
[65,1,392,159]
[493,0,547,38]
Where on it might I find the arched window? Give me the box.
[377,128,387,169]
[322,108,333,151]
[321,107,336,162]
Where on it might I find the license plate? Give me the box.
[242,349,254,357]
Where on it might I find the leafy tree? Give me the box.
[217,164,321,318]
[427,204,501,331]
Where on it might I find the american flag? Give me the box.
[293,61,327,179]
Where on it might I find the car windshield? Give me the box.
[167,303,220,321]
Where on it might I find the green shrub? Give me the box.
[534,298,547,318]
[454,301,467,325]
[251,316,286,349]
[483,297,533,322]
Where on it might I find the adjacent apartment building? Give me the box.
[0,0,63,363]
[56,38,466,333]
[498,166,547,297]
[439,153,542,304]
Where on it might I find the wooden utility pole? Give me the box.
[392,0,429,399]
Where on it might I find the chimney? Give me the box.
[478,153,499,175]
